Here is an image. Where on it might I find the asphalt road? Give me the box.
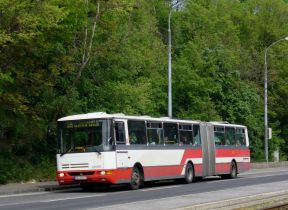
[0,168,288,210]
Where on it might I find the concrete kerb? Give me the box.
[0,183,79,196]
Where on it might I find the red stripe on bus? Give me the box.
[144,165,183,178]
[215,162,251,174]
[216,148,250,157]
[179,148,203,175]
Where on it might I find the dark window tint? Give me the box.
[214,126,225,145]
[193,124,201,146]
[115,122,125,144]
[128,120,146,144]
[179,124,193,145]
[236,128,246,146]
[164,123,178,144]
[225,127,235,146]
[147,122,163,145]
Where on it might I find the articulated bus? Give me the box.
[56,112,250,190]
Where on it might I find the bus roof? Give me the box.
[57,112,200,124]
[57,112,246,128]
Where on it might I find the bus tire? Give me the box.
[229,161,237,179]
[129,166,142,190]
[184,162,194,184]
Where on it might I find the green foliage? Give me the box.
[0,0,288,183]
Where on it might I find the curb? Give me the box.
[0,184,79,196]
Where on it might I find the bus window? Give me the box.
[193,124,201,146]
[115,122,126,144]
[147,122,163,145]
[214,126,225,145]
[163,123,178,144]
[225,127,235,146]
[179,124,193,145]
[236,128,246,146]
[128,120,146,144]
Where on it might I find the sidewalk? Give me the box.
[0,181,79,195]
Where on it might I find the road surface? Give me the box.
[0,168,288,210]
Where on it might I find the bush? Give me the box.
[0,153,56,184]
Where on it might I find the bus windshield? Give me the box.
[58,119,113,154]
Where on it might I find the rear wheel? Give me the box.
[129,166,143,190]
[221,162,237,179]
[229,161,237,179]
[184,162,194,184]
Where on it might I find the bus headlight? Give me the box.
[100,171,112,175]
[59,173,65,177]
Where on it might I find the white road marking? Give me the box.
[204,172,288,184]
[0,194,106,207]
[41,194,106,202]
[0,191,49,198]
[141,185,182,192]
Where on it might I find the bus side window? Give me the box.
[236,128,246,146]
[225,127,235,146]
[214,126,225,146]
[128,120,146,144]
[193,124,201,146]
[179,124,193,145]
[147,122,163,145]
[163,123,178,144]
[115,122,126,144]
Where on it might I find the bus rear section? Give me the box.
[200,122,251,178]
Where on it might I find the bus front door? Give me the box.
[115,120,129,168]
[200,122,215,177]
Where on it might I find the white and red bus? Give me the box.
[56,112,250,190]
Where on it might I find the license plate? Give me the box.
[74,176,87,180]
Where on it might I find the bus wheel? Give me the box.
[129,166,142,190]
[229,162,237,179]
[184,162,194,184]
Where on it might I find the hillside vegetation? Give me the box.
[0,0,288,184]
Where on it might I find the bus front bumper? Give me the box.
[57,169,131,185]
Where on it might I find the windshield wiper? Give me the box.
[94,148,101,155]
[60,152,67,157]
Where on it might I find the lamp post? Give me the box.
[168,1,182,118]
[264,36,288,162]
[168,10,172,118]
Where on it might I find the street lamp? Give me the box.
[264,36,288,162]
[168,1,182,118]
[168,10,172,118]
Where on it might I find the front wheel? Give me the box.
[184,162,194,184]
[129,167,143,190]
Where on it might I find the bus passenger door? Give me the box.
[200,122,215,177]
[115,120,129,168]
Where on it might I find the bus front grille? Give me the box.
[62,163,89,169]
[68,171,95,176]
